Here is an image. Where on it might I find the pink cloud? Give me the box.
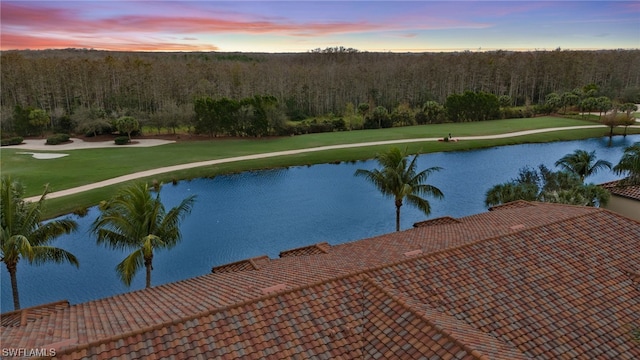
[3,2,372,36]
[1,3,76,27]
[6,1,630,52]
[392,33,418,39]
[1,33,79,50]
[1,2,487,38]
[0,32,218,52]
[623,2,640,11]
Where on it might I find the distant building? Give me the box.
[602,180,640,221]
[2,201,639,359]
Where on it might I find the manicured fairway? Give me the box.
[2,117,637,217]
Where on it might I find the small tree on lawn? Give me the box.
[596,96,613,119]
[357,103,370,123]
[618,103,638,137]
[544,92,562,114]
[28,109,49,136]
[561,92,579,114]
[116,116,139,142]
[619,103,638,118]
[619,114,636,137]
[601,110,622,138]
[580,97,598,119]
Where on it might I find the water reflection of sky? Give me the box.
[2,135,638,310]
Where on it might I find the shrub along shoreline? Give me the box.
[2,117,639,218]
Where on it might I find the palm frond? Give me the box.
[355,168,392,196]
[30,246,79,267]
[159,195,196,248]
[94,228,134,250]
[30,219,78,246]
[413,183,445,199]
[142,234,164,255]
[412,166,443,185]
[613,142,640,182]
[116,248,145,287]
[555,149,612,181]
[406,194,432,215]
[485,182,538,207]
[2,235,34,263]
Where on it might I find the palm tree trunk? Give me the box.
[145,256,153,288]
[395,200,402,232]
[7,262,20,310]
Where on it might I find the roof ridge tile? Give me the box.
[1,300,70,328]
[488,200,536,211]
[279,242,332,258]
[413,216,461,227]
[211,255,270,273]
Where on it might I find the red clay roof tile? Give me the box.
[279,242,331,258]
[601,180,640,200]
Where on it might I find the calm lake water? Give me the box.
[2,135,639,310]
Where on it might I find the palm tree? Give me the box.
[613,142,640,184]
[355,147,443,232]
[485,165,610,207]
[547,183,610,207]
[554,149,612,182]
[1,176,78,310]
[484,182,538,207]
[91,183,196,288]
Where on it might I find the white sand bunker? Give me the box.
[16,152,69,160]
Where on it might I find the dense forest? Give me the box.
[1,48,639,137]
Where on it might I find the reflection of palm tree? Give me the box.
[91,183,196,288]
[355,147,443,232]
[614,142,640,184]
[1,176,78,310]
[554,149,612,182]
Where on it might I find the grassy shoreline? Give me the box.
[2,117,639,218]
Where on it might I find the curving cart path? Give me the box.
[21,125,639,202]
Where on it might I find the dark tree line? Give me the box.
[445,91,500,122]
[193,95,286,137]
[1,48,639,136]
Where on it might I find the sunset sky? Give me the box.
[2,1,638,53]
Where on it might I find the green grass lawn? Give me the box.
[2,116,638,217]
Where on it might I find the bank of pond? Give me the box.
[2,134,638,310]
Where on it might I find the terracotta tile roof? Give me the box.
[413,215,461,227]
[211,255,270,273]
[49,275,515,360]
[602,179,640,201]
[279,242,331,258]
[368,209,640,359]
[0,300,69,327]
[2,201,639,359]
[488,199,536,211]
